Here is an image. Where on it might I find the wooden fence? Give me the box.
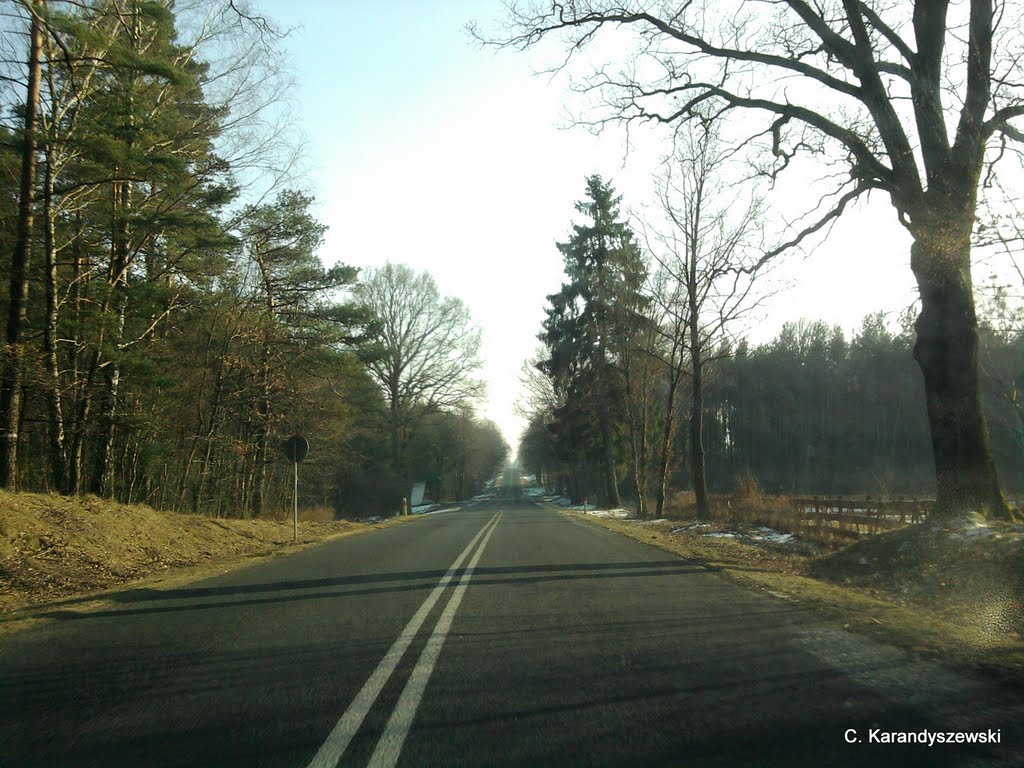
[781,495,1021,539]
[786,496,930,539]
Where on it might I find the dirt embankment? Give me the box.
[0,491,396,615]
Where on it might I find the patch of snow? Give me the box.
[581,507,632,519]
[946,511,994,540]
[670,522,714,534]
[949,526,994,540]
[704,531,739,538]
[635,518,669,525]
[748,526,795,544]
[411,503,436,514]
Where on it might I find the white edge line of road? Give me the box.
[367,511,503,768]
[305,510,501,768]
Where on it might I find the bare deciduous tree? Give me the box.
[357,263,484,484]
[642,119,768,520]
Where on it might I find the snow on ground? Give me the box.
[411,503,435,514]
[527,487,632,518]
[748,526,795,544]
[580,508,632,519]
[670,521,794,545]
[528,488,796,544]
[945,511,995,539]
[708,527,793,544]
[671,522,715,534]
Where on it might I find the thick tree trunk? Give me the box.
[0,3,43,488]
[910,234,1011,521]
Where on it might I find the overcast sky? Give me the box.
[256,0,937,453]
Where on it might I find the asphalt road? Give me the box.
[2,468,1022,767]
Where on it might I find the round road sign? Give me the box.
[284,435,309,463]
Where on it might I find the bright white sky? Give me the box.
[255,0,941,453]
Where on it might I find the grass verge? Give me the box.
[0,491,421,636]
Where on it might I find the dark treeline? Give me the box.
[519,176,1024,515]
[0,0,506,516]
[523,309,1024,506]
[705,314,1022,497]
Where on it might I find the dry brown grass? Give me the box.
[0,490,414,617]
[266,504,338,523]
[661,491,696,519]
[658,478,848,547]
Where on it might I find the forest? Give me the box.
[0,0,508,517]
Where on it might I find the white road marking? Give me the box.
[366,512,502,768]
[305,512,501,768]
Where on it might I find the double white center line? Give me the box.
[307,511,502,768]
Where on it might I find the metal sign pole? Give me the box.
[283,435,308,543]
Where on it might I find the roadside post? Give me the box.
[284,435,309,542]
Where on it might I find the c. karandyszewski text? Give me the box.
[845,729,1002,746]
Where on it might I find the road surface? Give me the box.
[2,468,1022,766]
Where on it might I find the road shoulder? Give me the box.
[559,508,1024,685]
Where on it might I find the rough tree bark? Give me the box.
[910,212,1006,517]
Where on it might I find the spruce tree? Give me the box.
[539,176,647,508]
